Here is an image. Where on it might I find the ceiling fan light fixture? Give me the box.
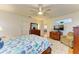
[38,11,43,15]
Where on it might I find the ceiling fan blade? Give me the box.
[46,9,51,11]
[30,8,38,12]
[43,8,51,13]
[43,11,50,16]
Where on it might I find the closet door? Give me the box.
[73,27,79,54]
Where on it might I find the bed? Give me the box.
[0,34,51,54]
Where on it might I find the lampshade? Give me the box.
[0,26,3,32]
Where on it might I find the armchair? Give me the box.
[60,32,73,48]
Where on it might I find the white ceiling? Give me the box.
[0,4,79,18]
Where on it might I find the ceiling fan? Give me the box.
[30,4,51,16]
[38,4,43,15]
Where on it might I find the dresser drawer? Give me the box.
[50,31,61,41]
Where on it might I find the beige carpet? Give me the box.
[48,39,71,54]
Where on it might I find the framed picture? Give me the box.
[30,23,38,30]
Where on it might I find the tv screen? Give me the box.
[54,25,64,30]
[54,25,59,30]
[59,25,64,30]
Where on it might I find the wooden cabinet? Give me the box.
[73,27,79,54]
[29,29,40,36]
[50,31,61,41]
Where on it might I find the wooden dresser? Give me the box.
[73,27,79,54]
[50,31,61,41]
[29,29,40,36]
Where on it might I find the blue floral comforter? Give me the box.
[0,35,51,54]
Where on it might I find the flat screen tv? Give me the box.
[54,25,64,30]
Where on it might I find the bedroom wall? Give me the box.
[50,11,79,35]
[21,17,42,36]
[41,19,52,37]
[1,10,79,38]
[0,11,23,38]
[32,16,52,37]
[0,11,42,38]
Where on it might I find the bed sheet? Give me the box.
[0,35,51,54]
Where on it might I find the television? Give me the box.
[54,25,64,30]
